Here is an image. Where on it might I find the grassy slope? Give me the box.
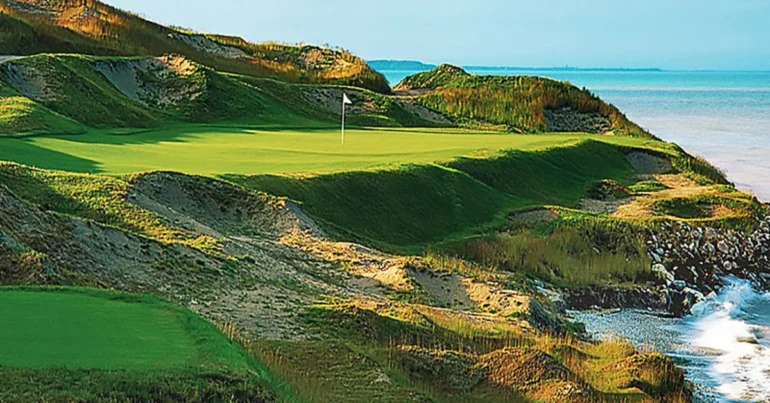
[396,65,652,137]
[0,287,276,402]
[0,54,444,135]
[0,289,245,370]
[230,139,674,250]
[0,54,329,131]
[0,0,390,93]
[0,83,84,136]
[0,123,696,252]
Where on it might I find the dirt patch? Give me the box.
[3,0,58,16]
[4,63,56,101]
[169,33,250,59]
[545,108,611,134]
[626,151,674,174]
[94,55,203,108]
[612,174,728,219]
[508,208,559,227]
[302,87,378,115]
[128,171,316,239]
[397,100,452,124]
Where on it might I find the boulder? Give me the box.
[717,241,730,255]
[652,264,674,283]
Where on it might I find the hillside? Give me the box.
[0,161,695,402]
[0,54,447,134]
[0,0,390,93]
[3,3,769,402]
[395,64,653,137]
[0,54,661,137]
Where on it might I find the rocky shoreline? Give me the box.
[563,215,770,317]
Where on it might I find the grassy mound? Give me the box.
[231,140,648,250]
[395,65,652,137]
[0,0,389,93]
[0,83,83,137]
[0,287,274,402]
[0,54,328,130]
[0,54,446,134]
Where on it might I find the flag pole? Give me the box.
[341,98,345,146]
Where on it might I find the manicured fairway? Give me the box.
[0,289,250,371]
[0,125,668,176]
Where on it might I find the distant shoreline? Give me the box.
[464,66,663,72]
[368,60,663,72]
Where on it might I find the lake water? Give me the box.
[382,68,770,402]
[574,279,770,403]
[382,69,770,202]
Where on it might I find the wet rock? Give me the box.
[671,280,687,291]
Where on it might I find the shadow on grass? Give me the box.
[0,138,99,173]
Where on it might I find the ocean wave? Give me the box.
[688,278,770,402]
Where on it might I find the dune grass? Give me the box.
[252,300,689,402]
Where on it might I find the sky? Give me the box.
[107,0,769,70]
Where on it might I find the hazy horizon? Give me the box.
[105,0,769,71]
[369,61,770,72]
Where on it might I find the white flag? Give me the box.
[343,93,352,105]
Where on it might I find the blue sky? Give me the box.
[108,0,769,70]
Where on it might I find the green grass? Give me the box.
[0,125,667,176]
[0,288,248,370]
[0,84,84,137]
[0,287,283,402]
[231,139,670,251]
[0,126,676,251]
[628,180,669,193]
[449,215,652,287]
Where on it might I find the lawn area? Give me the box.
[0,125,669,176]
[0,288,250,371]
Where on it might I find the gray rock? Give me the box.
[723,261,734,271]
[683,287,706,304]
[717,241,730,254]
[672,280,687,291]
[652,264,675,283]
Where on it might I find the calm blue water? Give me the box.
[383,69,770,201]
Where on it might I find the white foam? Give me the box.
[689,279,770,401]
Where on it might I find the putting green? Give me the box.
[0,125,667,176]
[0,289,249,371]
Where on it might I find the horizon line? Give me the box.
[367,60,770,73]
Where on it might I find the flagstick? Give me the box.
[341,99,346,146]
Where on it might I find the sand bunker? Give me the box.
[94,55,203,108]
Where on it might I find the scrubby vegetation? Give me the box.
[452,215,652,287]
[396,64,653,136]
[0,0,390,93]
[0,54,449,134]
[244,300,690,402]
